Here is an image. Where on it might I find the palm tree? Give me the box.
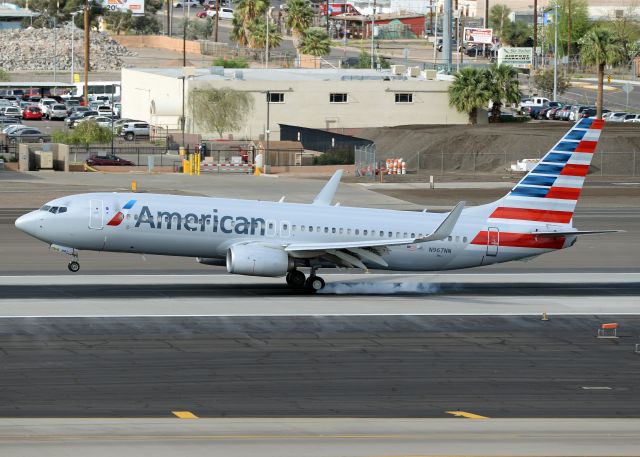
[285,0,314,58]
[485,64,521,122]
[231,0,269,46]
[489,4,512,43]
[300,28,331,67]
[579,28,627,119]
[248,17,283,50]
[448,67,491,125]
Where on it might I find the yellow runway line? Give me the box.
[445,410,488,419]
[171,411,199,419]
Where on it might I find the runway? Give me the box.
[1,313,639,418]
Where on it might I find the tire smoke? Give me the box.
[319,280,441,295]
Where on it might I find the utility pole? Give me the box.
[183,18,186,67]
[533,0,537,69]
[485,0,488,29]
[460,10,464,64]
[325,0,329,33]
[553,3,558,101]
[370,0,376,69]
[567,0,572,71]
[265,8,269,69]
[214,0,220,42]
[166,0,170,35]
[433,5,438,63]
[83,0,89,107]
[429,0,433,35]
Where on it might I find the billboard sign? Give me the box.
[463,27,493,44]
[102,0,145,15]
[498,47,533,69]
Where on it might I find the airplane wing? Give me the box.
[284,201,465,269]
[312,170,343,206]
[530,230,624,237]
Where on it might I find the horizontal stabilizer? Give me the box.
[415,201,465,243]
[312,170,343,206]
[531,230,624,237]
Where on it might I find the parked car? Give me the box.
[7,127,48,144]
[622,113,640,122]
[0,116,21,127]
[113,103,122,118]
[86,154,134,166]
[2,124,26,134]
[96,105,114,115]
[22,105,43,120]
[206,6,234,18]
[48,104,68,120]
[0,106,22,118]
[173,0,200,7]
[38,98,57,119]
[120,121,150,140]
[518,96,550,114]
[68,105,91,116]
[569,105,592,121]
[555,105,575,121]
[77,115,114,128]
[66,110,99,128]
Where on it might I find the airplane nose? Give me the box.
[15,212,40,237]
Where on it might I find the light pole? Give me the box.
[110,83,120,156]
[265,90,270,174]
[70,11,80,83]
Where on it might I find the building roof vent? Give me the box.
[234,70,244,80]
[210,66,224,76]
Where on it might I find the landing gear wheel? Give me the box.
[286,270,306,289]
[305,275,325,293]
[68,261,80,273]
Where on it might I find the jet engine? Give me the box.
[226,244,293,277]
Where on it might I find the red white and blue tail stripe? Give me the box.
[490,118,604,226]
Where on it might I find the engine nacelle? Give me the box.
[226,244,293,277]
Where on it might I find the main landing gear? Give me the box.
[286,268,325,293]
[68,260,80,273]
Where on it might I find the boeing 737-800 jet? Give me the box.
[15,118,617,292]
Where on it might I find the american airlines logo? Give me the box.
[134,205,267,235]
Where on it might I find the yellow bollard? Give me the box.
[541,312,549,321]
[131,180,137,192]
[254,164,261,176]
[189,154,194,176]
[183,159,189,174]
[196,153,201,176]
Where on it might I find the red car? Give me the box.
[86,154,134,166]
[196,9,207,17]
[23,106,42,120]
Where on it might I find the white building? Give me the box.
[121,67,468,141]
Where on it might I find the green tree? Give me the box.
[556,0,590,58]
[354,49,371,68]
[0,68,9,82]
[448,67,491,124]
[180,17,213,39]
[597,6,640,64]
[52,120,113,150]
[579,27,627,118]
[130,14,161,34]
[484,64,521,122]
[300,27,331,66]
[188,87,254,138]
[248,17,283,49]
[17,0,104,29]
[104,10,134,35]
[231,0,268,46]
[502,20,532,47]
[489,4,512,42]
[534,68,571,97]
[285,0,314,57]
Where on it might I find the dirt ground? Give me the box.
[355,122,640,175]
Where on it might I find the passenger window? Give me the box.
[347,229,351,234]
[283,224,288,230]
[324,227,328,233]
[339,228,343,234]
[418,233,423,238]
[388,231,392,237]
[448,236,452,242]
[411,233,415,238]
[301,225,305,231]
[134,214,138,220]
[292,225,297,231]
[364,230,368,235]
[403,232,408,237]
[379,231,384,237]
[332,228,336,233]
[309,226,313,232]
[455,236,459,242]
[269,223,274,229]
[396,232,400,238]
[355,229,359,235]
[463,236,468,243]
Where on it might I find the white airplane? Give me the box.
[15,118,617,292]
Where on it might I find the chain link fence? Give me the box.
[69,145,173,167]
[355,144,377,178]
[419,150,640,177]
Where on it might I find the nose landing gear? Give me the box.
[286,268,325,293]
[50,244,80,273]
[68,261,80,273]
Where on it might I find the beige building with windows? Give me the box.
[120,67,468,141]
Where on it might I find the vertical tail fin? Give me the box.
[490,118,604,226]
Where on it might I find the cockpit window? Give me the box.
[40,205,67,214]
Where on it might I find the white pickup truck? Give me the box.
[518,96,550,114]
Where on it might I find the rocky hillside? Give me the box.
[0,28,135,71]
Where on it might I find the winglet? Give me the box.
[312,170,344,206]
[416,201,465,243]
